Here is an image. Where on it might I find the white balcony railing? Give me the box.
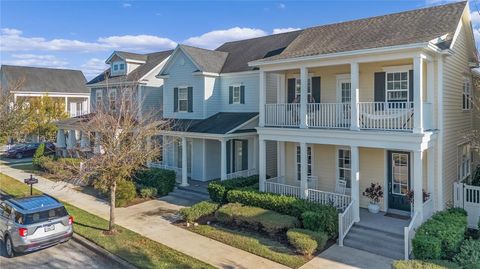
[69,110,89,118]
[226,168,257,180]
[359,102,414,131]
[307,103,351,129]
[265,103,300,127]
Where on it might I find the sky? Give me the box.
[1,0,479,80]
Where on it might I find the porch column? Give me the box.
[64,97,68,112]
[80,131,90,150]
[93,132,103,154]
[300,66,308,128]
[351,145,360,222]
[427,60,434,104]
[253,136,258,171]
[413,55,424,133]
[277,141,286,177]
[259,70,266,127]
[181,136,188,187]
[67,129,76,150]
[259,138,266,192]
[350,62,360,131]
[413,150,424,220]
[300,142,308,198]
[56,129,66,148]
[220,138,227,181]
[427,147,435,207]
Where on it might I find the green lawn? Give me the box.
[190,224,309,268]
[0,173,214,269]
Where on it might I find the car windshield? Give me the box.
[23,206,68,225]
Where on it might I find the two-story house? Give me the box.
[154,33,301,185]
[246,1,477,259]
[55,50,172,155]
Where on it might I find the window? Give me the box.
[178,87,188,112]
[119,63,125,70]
[109,89,117,111]
[340,82,351,103]
[232,86,241,104]
[295,78,312,101]
[296,145,312,181]
[459,143,471,180]
[391,153,409,195]
[113,64,118,71]
[338,149,351,188]
[386,71,409,102]
[96,90,103,109]
[463,78,471,110]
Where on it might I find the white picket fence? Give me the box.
[454,182,480,229]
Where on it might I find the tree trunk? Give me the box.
[109,181,116,232]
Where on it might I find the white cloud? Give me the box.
[424,0,463,5]
[81,58,109,79]
[0,28,177,52]
[184,27,267,49]
[2,54,68,68]
[272,27,301,34]
[279,3,286,9]
[98,35,177,51]
[122,3,131,8]
[471,11,480,26]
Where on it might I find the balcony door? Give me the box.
[336,76,351,127]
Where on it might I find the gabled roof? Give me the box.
[170,112,258,134]
[87,50,173,87]
[258,1,467,63]
[105,51,148,64]
[179,45,229,73]
[0,65,88,94]
[215,30,302,73]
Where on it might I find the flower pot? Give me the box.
[368,203,380,214]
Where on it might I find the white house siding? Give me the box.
[219,72,260,112]
[266,140,277,177]
[442,19,474,205]
[266,73,278,103]
[141,85,163,117]
[204,76,218,118]
[163,50,205,119]
[205,139,221,180]
[190,138,205,180]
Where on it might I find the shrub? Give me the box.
[207,175,258,203]
[287,228,327,256]
[215,203,300,235]
[32,143,45,168]
[453,239,480,269]
[115,180,137,207]
[138,185,158,198]
[412,234,442,260]
[301,210,338,239]
[179,201,220,223]
[392,260,462,269]
[135,168,175,196]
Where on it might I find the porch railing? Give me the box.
[338,200,355,246]
[404,211,422,260]
[307,103,351,129]
[265,103,300,127]
[307,189,351,211]
[359,102,414,131]
[264,176,351,211]
[226,168,257,180]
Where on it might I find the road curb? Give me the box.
[72,234,137,269]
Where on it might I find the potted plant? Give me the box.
[363,183,383,214]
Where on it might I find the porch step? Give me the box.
[343,225,404,260]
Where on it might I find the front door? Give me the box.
[387,151,411,211]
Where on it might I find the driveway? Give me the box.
[0,239,119,269]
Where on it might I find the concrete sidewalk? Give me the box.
[1,165,393,269]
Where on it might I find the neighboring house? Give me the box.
[0,65,90,117]
[55,50,172,155]
[248,1,477,259]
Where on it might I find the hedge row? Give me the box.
[215,203,300,236]
[180,201,220,223]
[287,228,328,256]
[412,208,468,260]
[207,175,258,203]
[135,168,176,196]
[392,260,462,269]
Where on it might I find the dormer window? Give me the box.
[119,63,125,70]
[113,64,119,71]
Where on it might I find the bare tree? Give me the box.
[65,83,170,233]
[0,78,31,144]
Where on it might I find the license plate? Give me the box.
[44,224,55,232]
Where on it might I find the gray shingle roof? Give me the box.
[179,45,229,73]
[215,30,302,73]
[171,112,258,134]
[115,51,148,62]
[0,65,88,94]
[259,1,467,63]
[87,50,173,86]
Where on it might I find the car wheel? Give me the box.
[4,235,15,258]
[15,153,22,159]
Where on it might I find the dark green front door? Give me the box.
[387,151,411,212]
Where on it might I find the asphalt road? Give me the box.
[0,238,120,269]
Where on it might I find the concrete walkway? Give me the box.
[1,165,394,269]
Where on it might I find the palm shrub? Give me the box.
[32,143,45,168]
